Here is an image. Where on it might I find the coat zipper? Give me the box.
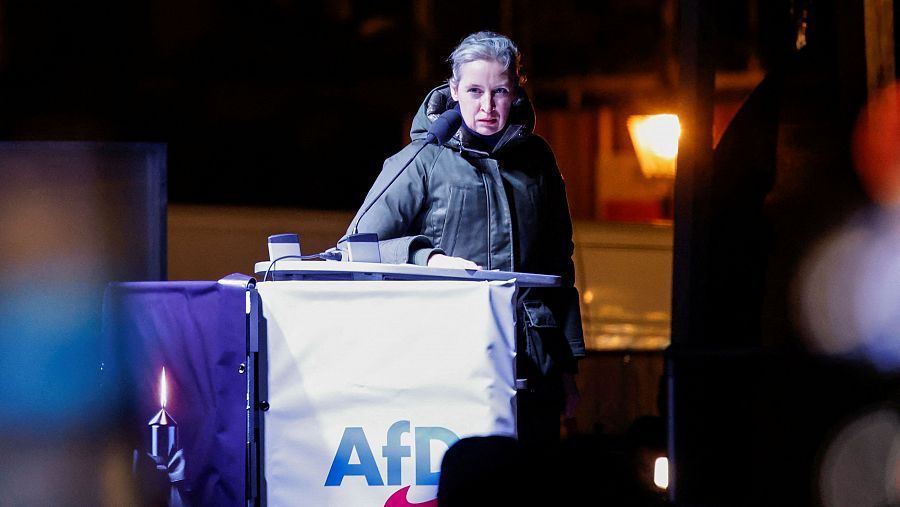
[480,169,492,270]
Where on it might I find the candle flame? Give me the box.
[160,367,168,409]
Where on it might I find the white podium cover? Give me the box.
[259,279,518,506]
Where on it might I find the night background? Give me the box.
[0,0,778,209]
[3,1,900,505]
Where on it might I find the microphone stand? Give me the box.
[342,107,461,263]
[349,140,430,236]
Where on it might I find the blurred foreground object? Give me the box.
[818,406,900,507]
[796,210,900,370]
[0,142,166,504]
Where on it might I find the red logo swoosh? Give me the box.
[384,486,438,507]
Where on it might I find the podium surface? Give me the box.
[254,259,560,287]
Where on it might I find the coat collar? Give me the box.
[411,84,535,156]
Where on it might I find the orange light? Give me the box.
[852,81,900,207]
[627,114,681,179]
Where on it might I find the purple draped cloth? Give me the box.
[102,277,251,505]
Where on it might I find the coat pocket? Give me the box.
[521,300,568,380]
[438,186,467,256]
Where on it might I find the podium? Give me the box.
[103,263,558,506]
[256,260,558,506]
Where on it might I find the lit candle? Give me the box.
[148,367,178,467]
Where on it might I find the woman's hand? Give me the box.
[427,253,481,270]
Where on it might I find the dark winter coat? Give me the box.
[347,84,585,384]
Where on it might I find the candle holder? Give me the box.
[148,407,178,468]
[134,367,186,506]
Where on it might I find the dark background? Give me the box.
[0,0,780,209]
[3,1,900,505]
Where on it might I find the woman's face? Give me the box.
[450,59,516,136]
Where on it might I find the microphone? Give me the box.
[348,109,463,237]
[425,108,462,145]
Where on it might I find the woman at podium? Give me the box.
[347,31,585,457]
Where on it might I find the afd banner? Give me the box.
[101,279,250,506]
[260,279,517,506]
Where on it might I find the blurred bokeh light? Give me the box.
[795,211,900,370]
[853,81,900,207]
[818,406,900,507]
